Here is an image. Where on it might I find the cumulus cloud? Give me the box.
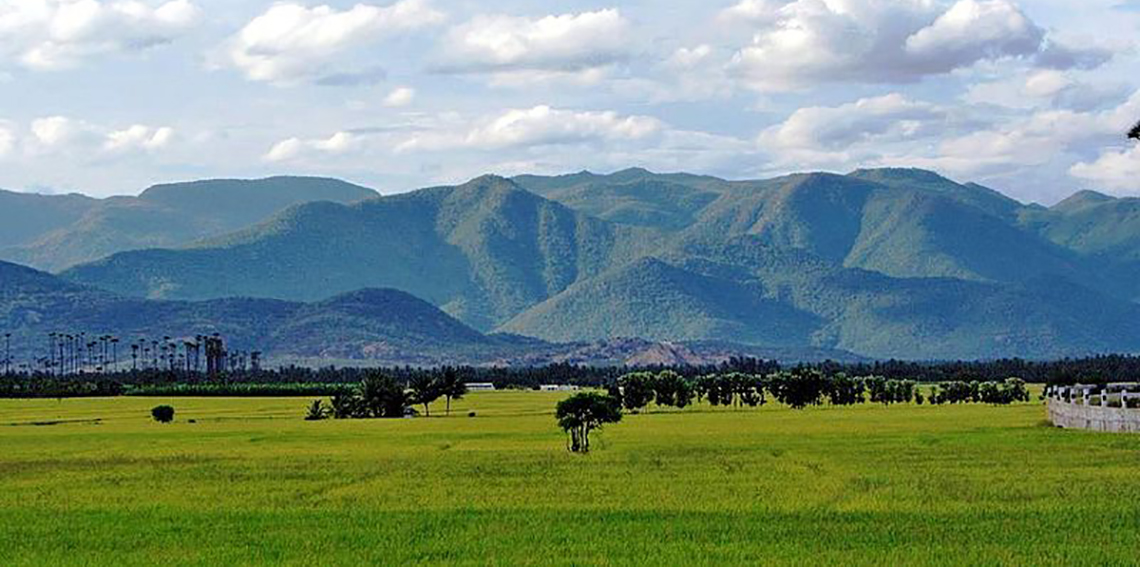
[104,125,173,152]
[761,93,948,151]
[909,90,1140,181]
[25,116,174,155]
[0,0,200,70]
[223,0,445,84]
[397,105,662,152]
[265,131,357,162]
[1070,145,1140,190]
[965,70,1132,112]
[435,9,630,83]
[728,0,1109,92]
[383,86,416,107]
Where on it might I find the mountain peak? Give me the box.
[1053,190,1116,212]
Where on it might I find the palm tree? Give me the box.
[1130,120,1140,141]
[437,368,467,416]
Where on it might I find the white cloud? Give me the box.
[910,90,1140,180]
[104,125,173,152]
[398,105,662,152]
[223,0,445,84]
[965,70,1132,112]
[436,9,630,83]
[265,131,357,162]
[383,86,415,107]
[719,0,790,24]
[761,93,948,151]
[1070,145,1140,190]
[26,116,174,155]
[0,0,200,70]
[728,0,1107,92]
[904,0,1043,67]
[30,116,83,147]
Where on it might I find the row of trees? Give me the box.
[0,332,261,378]
[606,370,1031,412]
[304,370,470,420]
[553,373,1034,454]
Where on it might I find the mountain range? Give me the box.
[4,168,1140,362]
[0,177,376,271]
[0,260,849,367]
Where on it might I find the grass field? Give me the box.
[1,392,1139,566]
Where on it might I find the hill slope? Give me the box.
[56,168,1140,360]
[63,176,662,331]
[0,177,376,271]
[0,261,498,365]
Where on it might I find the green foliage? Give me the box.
[321,372,409,419]
[150,405,174,423]
[555,392,623,453]
[826,373,865,406]
[767,370,828,410]
[407,374,442,417]
[304,399,329,421]
[437,368,467,415]
[866,377,915,406]
[617,372,655,412]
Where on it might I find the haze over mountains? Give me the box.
[5,168,1140,362]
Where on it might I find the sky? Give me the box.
[0,0,1137,203]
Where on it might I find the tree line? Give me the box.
[604,370,1031,413]
[4,337,1139,399]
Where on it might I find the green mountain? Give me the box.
[0,177,376,271]
[56,168,1140,360]
[512,168,730,230]
[2,261,849,366]
[0,189,99,246]
[0,261,498,365]
[63,175,662,331]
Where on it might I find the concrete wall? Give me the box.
[1047,399,1140,433]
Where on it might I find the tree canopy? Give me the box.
[556,393,623,453]
[1130,120,1140,141]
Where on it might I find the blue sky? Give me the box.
[0,0,1137,203]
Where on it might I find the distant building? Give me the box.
[466,382,496,392]
[540,384,580,392]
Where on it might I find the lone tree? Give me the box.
[1130,120,1140,141]
[555,392,622,453]
[151,405,175,423]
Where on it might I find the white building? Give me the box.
[466,382,496,392]
[540,384,580,392]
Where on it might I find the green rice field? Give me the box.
[1,392,1138,566]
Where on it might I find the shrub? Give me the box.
[304,399,329,421]
[151,405,175,423]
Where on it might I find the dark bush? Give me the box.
[151,405,175,423]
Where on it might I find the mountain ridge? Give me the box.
[41,167,1140,360]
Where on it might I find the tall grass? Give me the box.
[0,391,1137,565]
